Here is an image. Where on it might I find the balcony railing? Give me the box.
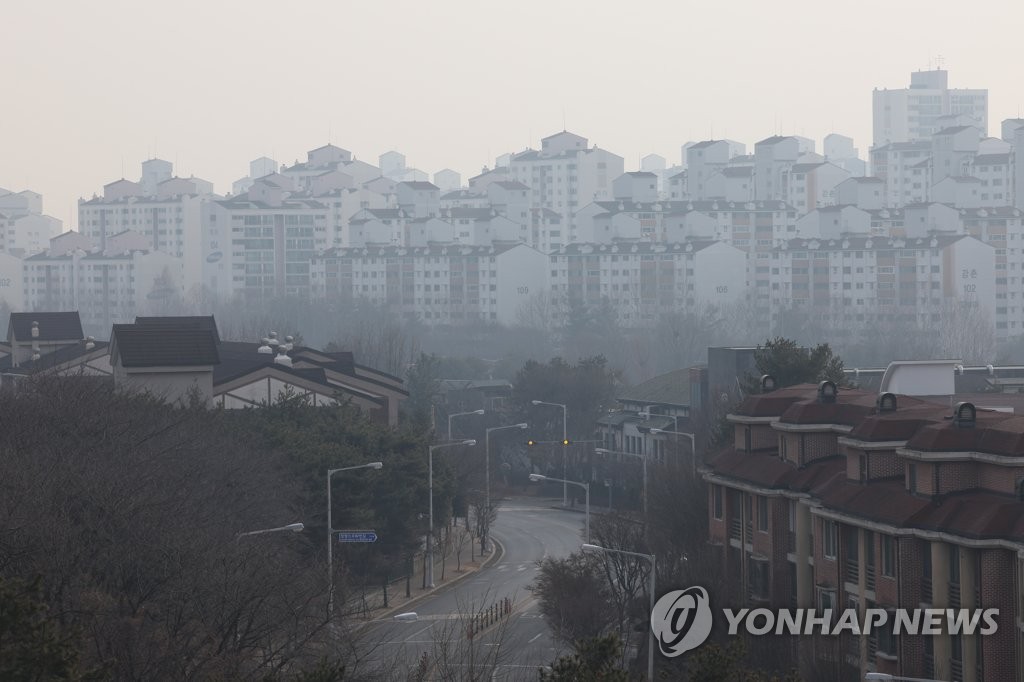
[845,558,859,584]
[729,517,741,540]
[865,563,876,591]
[949,582,961,608]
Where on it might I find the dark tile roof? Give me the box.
[9,312,83,342]
[0,340,109,374]
[135,316,220,343]
[111,326,220,368]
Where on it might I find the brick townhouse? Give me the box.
[704,380,1024,681]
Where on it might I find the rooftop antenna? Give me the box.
[937,54,945,70]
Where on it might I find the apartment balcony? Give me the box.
[844,557,859,585]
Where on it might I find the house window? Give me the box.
[877,610,897,657]
[880,532,897,577]
[757,496,769,532]
[818,586,837,612]
[713,486,723,519]
[823,519,838,560]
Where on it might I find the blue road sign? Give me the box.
[337,531,377,543]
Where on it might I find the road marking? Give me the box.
[528,633,543,643]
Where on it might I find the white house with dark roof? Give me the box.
[110,324,220,405]
[6,311,84,367]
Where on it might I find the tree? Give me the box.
[746,337,846,391]
[403,352,442,428]
[531,553,618,645]
[540,634,630,681]
[0,576,101,681]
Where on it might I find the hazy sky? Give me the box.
[3,0,1021,228]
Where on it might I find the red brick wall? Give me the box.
[979,549,1016,681]
[979,463,1023,495]
[896,538,927,675]
[935,461,979,494]
[870,450,902,480]
[803,432,838,465]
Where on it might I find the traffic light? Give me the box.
[562,439,571,446]
[527,439,537,447]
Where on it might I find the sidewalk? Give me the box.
[342,525,503,624]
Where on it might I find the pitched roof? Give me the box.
[972,153,1011,166]
[399,181,440,191]
[618,368,691,407]
[9,312,83,342]
[110,326,220,368]
[134,316,220,343]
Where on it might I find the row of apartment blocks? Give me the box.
[704,370,1024,681]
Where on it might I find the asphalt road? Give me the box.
[356,498,585,680]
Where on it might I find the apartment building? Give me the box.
[869,141,932,207]
[547,240,746,326]
[764,234,995,338]
[0,187,62,256]
[754,136,802,201]
[205,179,330,302]
[309,242,546,326]
[78,162,210,291]
[22,230,182,336]
[704,377,1023,680]
[507,131,624,237]
[782,162,851,215]
[873,69,988,146]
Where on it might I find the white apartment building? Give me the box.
[22,230,182,336]
[754,136,801,201]
[0,251,23,310]
[766,234,995,337]
[78,162,210,292]
[204,180,329,302]
[931,125,980,184]
[966,153,1013,207]
[309,242,546,326]
[869,141,932,206]
[280,144,353,192]
[547,240,747,326]
[686,139,742,200]
[834,177,885,210]
[0,187,62,256]
[782,162,851,215]
[872,69,988,146]
[704,167,753,203]
[507,131,624,239]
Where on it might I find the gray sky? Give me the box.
[3,0,1020,227]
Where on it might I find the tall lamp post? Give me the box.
[531,400,568,505]
[649,427,697,476]
[529,473,590,542]
[428,440,476,588]
[595,447,649,522]
[448,409,485,441]
[237,522,304,541]
[582,543,656,682]
[483,423,528,552]
[327,461,383,616]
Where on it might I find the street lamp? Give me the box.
[531,400,568,505]
[327,461,383,616]
[595,447,648,522]
[582,543,656,682]
[236,522,305,541]
[483,423,528,552]
[428,439,477,588]
[649,427,698,476]
[529,473,589,542]
[448,409,485,441]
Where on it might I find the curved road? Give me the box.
[357,498,584,679]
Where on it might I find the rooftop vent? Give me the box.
[876,392,897,413]
[818,380,838,404]
[953,401,976,429]
[84,336,95,351]
[760,374,777,393]
[257,337,273,354]
[267,332,280,347]
[31,321,39,339]
[274,349,293,367]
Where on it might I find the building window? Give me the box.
[877,610,897,657]
[823,519,838,560]
[757,496,768,532]
[881,535,895,577]
[748,558,770,600]
[713,486,723,519]
[817,586,837,612]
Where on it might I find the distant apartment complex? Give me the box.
[3,67,1024,341]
